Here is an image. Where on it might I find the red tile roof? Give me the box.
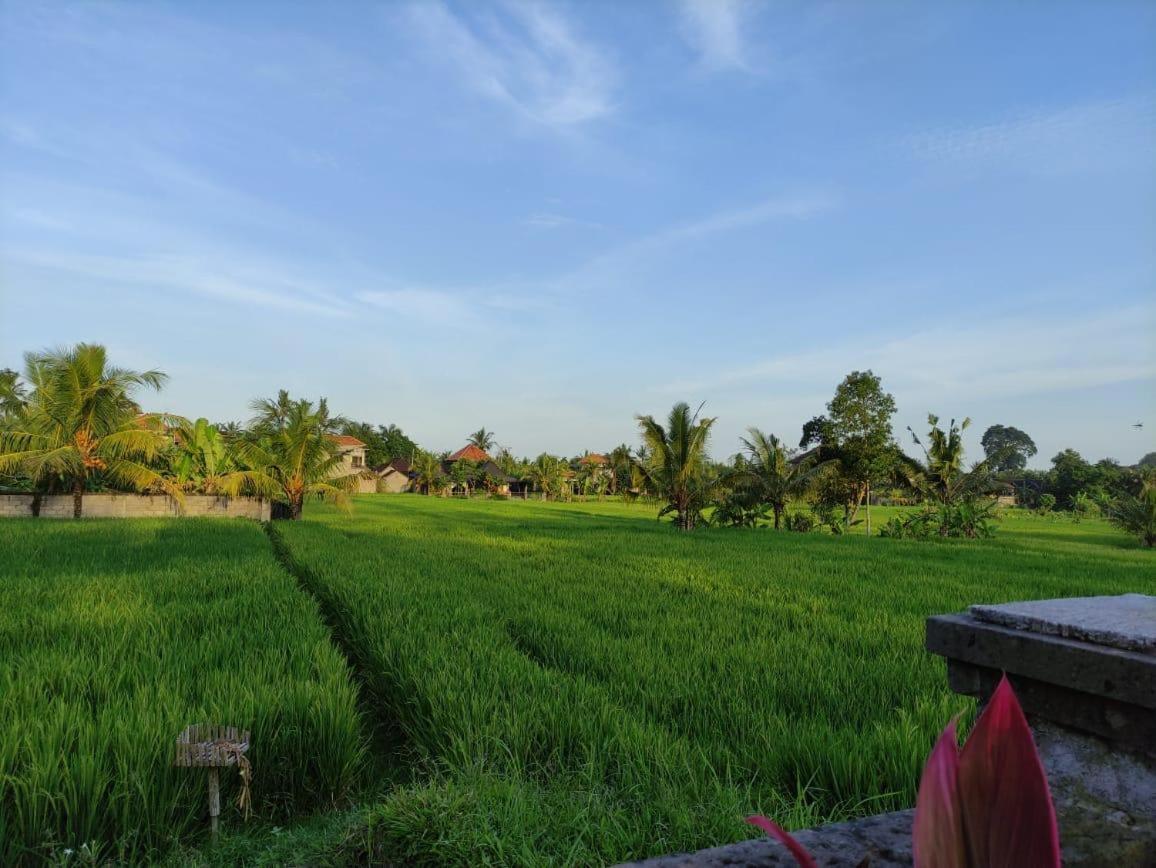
[448,444,490,462]
[329,434,367,448]
[579,453,608,465]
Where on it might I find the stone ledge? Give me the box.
[970,594,1156,654]
[617,810,913,868]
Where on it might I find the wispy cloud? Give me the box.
[357,288,475,326]
[657,192,836,241]
[557,190,838,291]
[676,0,761,71]
[523,212,603,230]
[10,250,354,318]
[906,94,1156,173]
[662,305,1156,403]
[357,282,551,326]
[403,0,616,126]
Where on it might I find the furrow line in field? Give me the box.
[264,521,417,790]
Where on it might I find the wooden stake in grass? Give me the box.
[174,725,251,841]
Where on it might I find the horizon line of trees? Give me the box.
[0,347,366,519]
[630,371,1154,546]
[1,345,1152,543]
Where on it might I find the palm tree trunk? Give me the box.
[773,504,783,530]
[72,478,84,519]
[291,494,304,520]
[31,492,42,518]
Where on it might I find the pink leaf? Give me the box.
[913,718,967,868]
[746,815,819,868]
[957,675,1061,868]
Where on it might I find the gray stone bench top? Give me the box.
[970,593,1156,654]
[616,810,914,867]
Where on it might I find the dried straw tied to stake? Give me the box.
[174,725,253,835]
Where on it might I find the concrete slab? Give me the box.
[970,594,1156,654]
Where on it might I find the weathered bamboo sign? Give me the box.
[174,724,252,839]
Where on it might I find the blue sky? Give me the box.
[1,0,1153,466]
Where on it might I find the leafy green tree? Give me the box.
[635,401,717,531]
[467,427,496,452]
[1049,449,1097,508]
[804,371,898,531]
[0,344,179,517]
[478,464,506,494]
[449,459,477,496]
[339,420,419,467]
[1139,452,1156,469]
[727,429,827,529]
[238,393,354,519]
[980,424,1037,472]
[379,423,418,463]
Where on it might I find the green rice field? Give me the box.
[2,499,1152,865]
[275,497,1153,865]
[0,520,366,865]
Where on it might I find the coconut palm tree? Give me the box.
[527,453,566,500]
[0,344,180,517]
[250,389,295,431]
[411,450,443,495]
[635,402,717,530]
[901,415,996,505]
[235,394,353,519]
[607,443,632,495]
[467,427,496,452]
[1105,467,1156,547]
[729,428,829,529]
[0,368,26,422]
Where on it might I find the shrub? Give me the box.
[1036,493,1056,515]
[1070,491,1096,522]
[1104,470,1156,547]
[878,502,998,540]
[712,488,767,528]
[782,511,816,532]
[812,503,846,534]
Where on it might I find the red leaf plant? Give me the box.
[748,674,1060,867]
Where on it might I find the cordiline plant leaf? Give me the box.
[746,815,818,868]
[957,675,1060,868]
[913,718,966,868]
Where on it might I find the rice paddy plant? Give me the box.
[0,519,367,865]
[278,496,1152,865]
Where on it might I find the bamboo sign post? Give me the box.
[174,725,252,841]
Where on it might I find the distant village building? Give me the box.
[444,445,516,495]
[367,445,521,496]
[375,458,414,493]
[327,434,377,494]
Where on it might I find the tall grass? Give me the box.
[279,497,1152,866]
[0,519,367,865]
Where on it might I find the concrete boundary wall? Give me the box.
[0,493,271,520]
